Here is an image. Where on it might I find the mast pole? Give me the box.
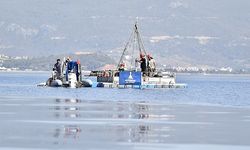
[117,19,149,70]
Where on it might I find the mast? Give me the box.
[117,21,148,70]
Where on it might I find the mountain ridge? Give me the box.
[0,0,249,69]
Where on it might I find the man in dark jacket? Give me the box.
[53,59,62,79]
[140,53,148,76]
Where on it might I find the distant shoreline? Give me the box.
[1,70,250,76]
[0,70,49,73]
[176,72,250,76]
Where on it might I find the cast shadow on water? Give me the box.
[51,98,175,144]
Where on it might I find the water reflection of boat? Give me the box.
[53,125,81,140]
[53,99,82,142]
[51,99,174,144]
[54,98,81,119]
[64,125,81,139]
[96,22,187,89]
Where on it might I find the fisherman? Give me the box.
[65,57,73,71]
[148,54,156,76]
[65,57,81,82]
[139,53,148,76]
[76,59,81,81]
[118,61,126,71]
[65,57,73,81]
[53,59,62,79]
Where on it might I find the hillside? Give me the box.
[1,53,116,71]
[0,0,250,70]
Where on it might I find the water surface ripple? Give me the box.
[0,72,250,150]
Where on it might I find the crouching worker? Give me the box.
[118,62,126,71]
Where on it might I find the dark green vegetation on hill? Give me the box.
[2,53,116,71]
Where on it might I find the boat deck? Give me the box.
[95,82,187,89]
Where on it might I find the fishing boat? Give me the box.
[38,58,92,88]
[96,22,186,89]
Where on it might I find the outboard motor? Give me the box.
[67,72,78,88]
[63,61,77,88]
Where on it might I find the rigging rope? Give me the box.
[117,21,148,70]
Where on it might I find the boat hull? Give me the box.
[96,75,186,89]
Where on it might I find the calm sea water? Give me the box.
[0,72,250,150]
